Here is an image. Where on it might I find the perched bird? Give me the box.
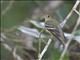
[43,15,66,46]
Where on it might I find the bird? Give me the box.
[42,15,66,46]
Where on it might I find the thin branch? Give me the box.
[2,43,23,60]
[1,33,12,51]
[64,33,80,43]
[13,48,23,60]
[1,0,15,16]
[59,16,80,60]
[2,43,12,52]
[38,39,52,60]
[38,29,45,58]
[74,9,80,16]
[1,33,23,60]
[60,0,80,28]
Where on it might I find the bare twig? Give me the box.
[1,33,23,60]
[1,33,12,51]
[59,2,80,59]
[38,29,44,58]
[13,48,23,60]
[38,39,52,60]
[60,0,80,28]
[64,33,80,43]
[59,16,80,60]
[1,0,15,16]
[74,9,80,16]
[1,41,23,60]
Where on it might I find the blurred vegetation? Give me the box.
[1,0,80,60]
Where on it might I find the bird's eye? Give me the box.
[47,15,50,18]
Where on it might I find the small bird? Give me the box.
[43,15,66,46]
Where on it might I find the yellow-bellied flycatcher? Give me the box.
[43,15,66,46]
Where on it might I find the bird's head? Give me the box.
[42,15,52,22]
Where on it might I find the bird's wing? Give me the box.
[45,24,66,46]
[58,25,66,45]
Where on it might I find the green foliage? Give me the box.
[75,30,80,35]
[1,45,14,60]
[1,1,37,29]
